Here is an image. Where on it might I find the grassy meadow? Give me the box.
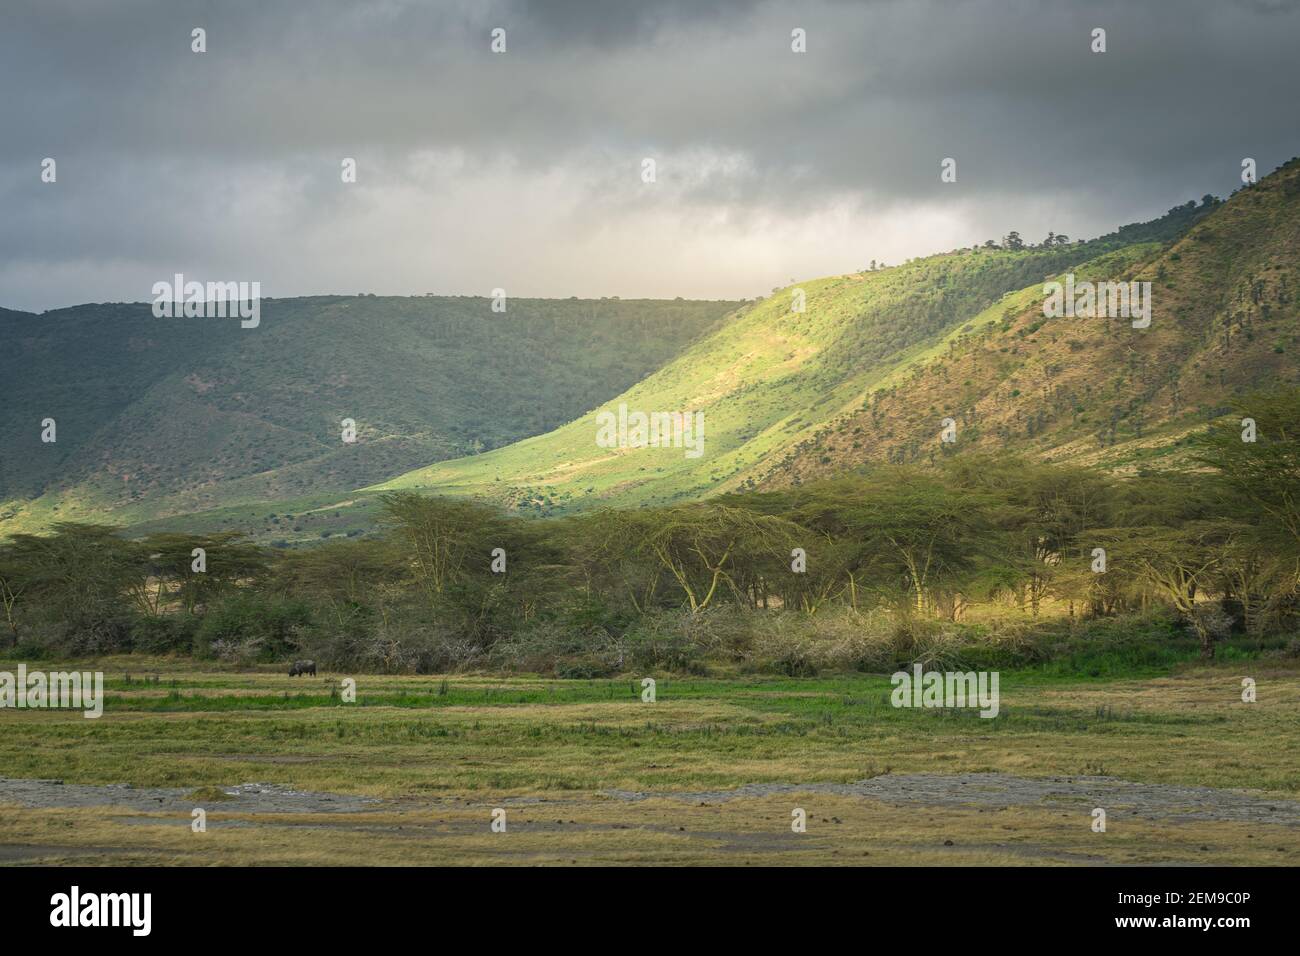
[3,643,1298,866]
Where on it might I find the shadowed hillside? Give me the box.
[0,295,738,532]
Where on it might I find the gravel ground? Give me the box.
[601,772,1300,826]
[0,778,379,814]
[3,772,1297,827]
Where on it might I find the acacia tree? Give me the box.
[944,457,1113,616]
[270,537,405,629]
[379,492,504,602]
[825,470,994,616]
[1216,537,1297,636]
[781,535,859,614]
[1098,522,1238,658]
[557,509,666,613]
[131,532,268,616]
[784,483,891,611]
[0,524,140,648]
[1193,388,1300,629]
[636,503,802,613]
[0,544,30,647]
[1194,388,1300,547]
[379,492,561,644]
[717,489,852,614]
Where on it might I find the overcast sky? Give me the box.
[2,0,1298,312]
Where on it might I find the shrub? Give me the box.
[193,594,312,661]
[622,611,712,674]
[131,615,198,654]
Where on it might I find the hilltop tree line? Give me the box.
[2,390,1297,675]
[969,196,1223,253]
[845,194,1224,280]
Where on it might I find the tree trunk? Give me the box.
[1197,626,1215,660]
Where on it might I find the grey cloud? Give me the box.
[1,0,1298,310]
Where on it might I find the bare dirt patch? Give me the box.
[0,778,378,814]
[7,772,1297,827]
[4,774,1297,865]
[602,772,1300,827]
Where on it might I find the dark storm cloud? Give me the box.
[1,0,1298,309]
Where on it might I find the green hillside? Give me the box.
[369,180,1273,515]
[0,295,738,533]
[764,160,1300,486]
[23,162,1298,546]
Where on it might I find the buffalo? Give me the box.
[288,659,317,677]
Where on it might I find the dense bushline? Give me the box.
[2,388,1297,675]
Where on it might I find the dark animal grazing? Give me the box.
[288,660,317,677]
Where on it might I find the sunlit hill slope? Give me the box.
[370,167,1300,515]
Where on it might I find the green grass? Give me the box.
[3,649,1296,793]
